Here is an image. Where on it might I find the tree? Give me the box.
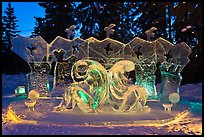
[76,2,135,43]
[171,2,202,84]
[31,2,77,43]
[131,2,168,40]
[102,2,135,43]
[2,2,20,50]
[75,2,101,39]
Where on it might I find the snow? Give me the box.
[2,74,202,135]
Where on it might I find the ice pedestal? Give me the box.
[159,62,182,102]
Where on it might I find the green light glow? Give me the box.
[98,86,102,94]
[135,75,157,99]
[78,90,89,104]
[18,87,25,94]
[93,99,99,109]
[46,80,50,91]
[93,69,99,74]
[92,86,103,109]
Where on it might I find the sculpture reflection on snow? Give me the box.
[11,24,192,113]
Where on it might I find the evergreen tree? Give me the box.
[75,2,101,39]
[30,17,46,38]
[2,2,20,50]
[131,2,168,40]
[31,2,77,43]
[102,2,135,43]
[76,2,135,43]
[171,2,202,83]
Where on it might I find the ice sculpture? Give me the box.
[49,32,87,91]
[12,24,191,113]
[158,42,192,102]
[11,35,48,62]
[65,25,76,39]
[104,24,116,38]
[24,90,39,111]
[127,37,158,99]
[108,60,149,112]
[52,48,77,89]
[145,27,157,41]
[68,59,108,112]
[27,61,51,97]
[54,59,149,113]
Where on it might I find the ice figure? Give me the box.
[49,35,87,91]
[108,60,149,112]
[158,42,192,102]
[127,36,158,99]
[24,90,39,111]
[53,59,149,113]
[145,27,157,41]
[27,61,52,97]
[11,35,54,97]
[104,24,116,38]
[65,25,76,39]
[52,48,77,90]
[58,59,108,113]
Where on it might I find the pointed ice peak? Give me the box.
[145,27,157,41]
[104,24,116,38]
[65,25,77,39]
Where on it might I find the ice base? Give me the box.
[7,98,190,126]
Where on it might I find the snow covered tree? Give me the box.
[2,2,20,50]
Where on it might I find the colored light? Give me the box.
[93,99,99,109]
[78,90,89,104]
[46,80,50,91]
[15,86,26,96]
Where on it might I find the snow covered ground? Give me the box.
[2,74,202,135]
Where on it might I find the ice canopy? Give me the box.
[11,25,192,112]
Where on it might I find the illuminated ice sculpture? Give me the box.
[11,24,192,113]
[54,59,149,113]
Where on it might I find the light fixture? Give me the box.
[15,86,26,96]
